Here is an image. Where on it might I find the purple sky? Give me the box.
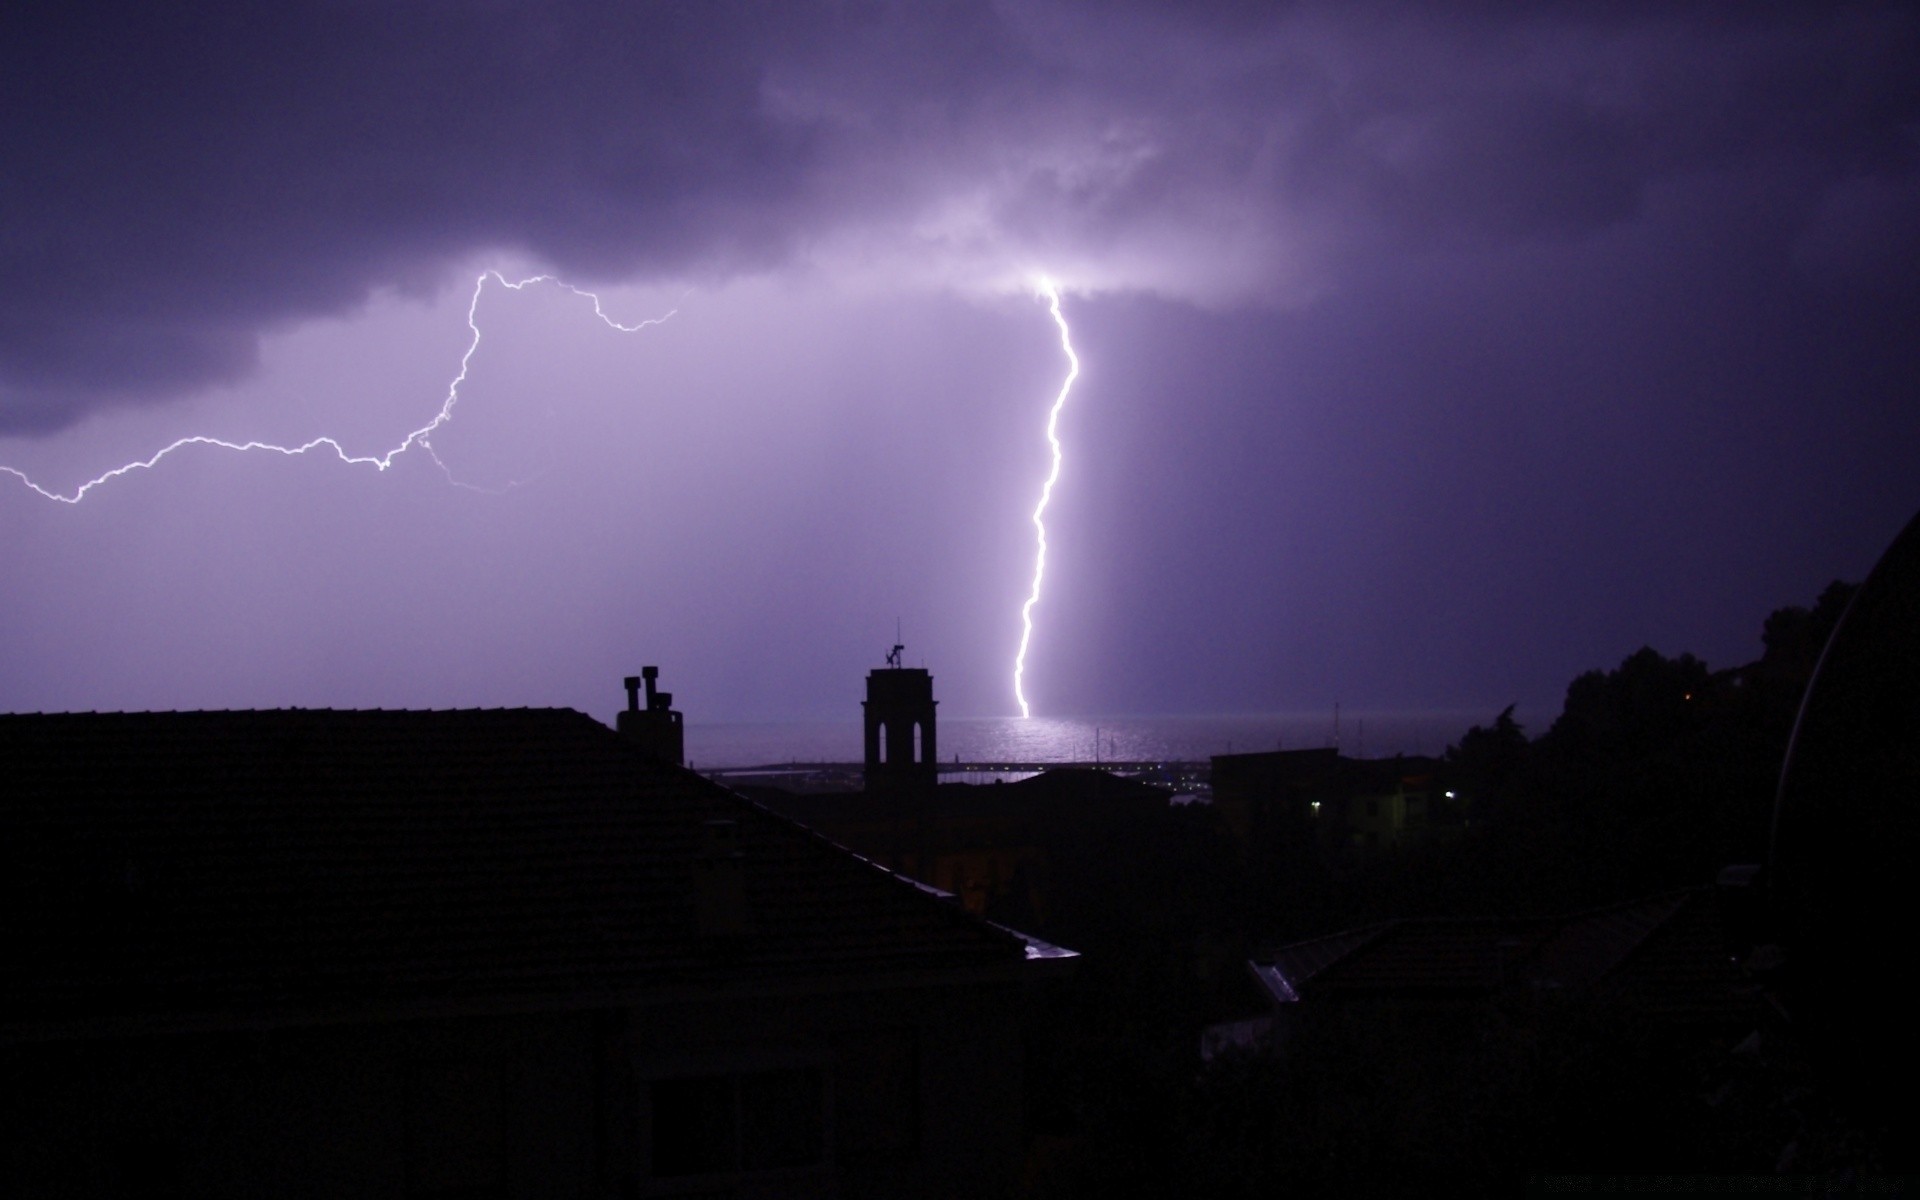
[4,3,1917,731]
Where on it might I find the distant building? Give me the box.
[1210,748,1458,860]
[747,650,1172,923]
[758,768,1170,923]
[862,644,938,802]
[1,691,1072,1198]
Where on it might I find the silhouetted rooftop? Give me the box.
[1251,887,1745,1020]
[2,707,1035,1041]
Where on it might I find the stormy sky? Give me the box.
[3,2,1917,730]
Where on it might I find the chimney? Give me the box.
[618,666,685,767]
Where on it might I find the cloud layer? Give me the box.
[6,1,1916,431]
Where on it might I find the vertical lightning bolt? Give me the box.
[1012,279,1081,719]
[0,271,674,504]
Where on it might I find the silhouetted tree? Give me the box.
[1547,646,1714,754]
[1445,703,1528,824]
[1759,580,1857,683]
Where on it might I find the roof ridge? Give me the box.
[710,781,1035,957]
[1554,889,1701,986]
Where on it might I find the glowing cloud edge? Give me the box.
[1012,278,1081,719]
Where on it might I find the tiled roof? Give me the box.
[2,708,1030,1039]
[1250,888,1746,1019]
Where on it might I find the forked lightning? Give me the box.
[1012,279,1081,719]
[0,272,674,504]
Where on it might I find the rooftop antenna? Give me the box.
[886,642,904,668]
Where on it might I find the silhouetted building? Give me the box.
[862,644,937,801]
[1769,506,1920,1161]
[1245,887,1750,1031]
[733,649,1191,924]
[1,692,1071,1198]
[1206,887,1766,1184]
[1211,748,1456,860]
[756,767,1173,923]
[618,664,684,767]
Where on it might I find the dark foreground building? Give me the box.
[1244,885,1752,1036]
[1769,506,1920,1164]
[1,702,1071,1198]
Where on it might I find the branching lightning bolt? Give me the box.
[1,271,675,504]
[1012,278,1080,719]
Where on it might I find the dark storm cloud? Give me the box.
[2,1,824,427]
[4,1,1916,430]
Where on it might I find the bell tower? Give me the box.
[862,643,937,799]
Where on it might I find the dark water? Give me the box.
[683,710,1490,769]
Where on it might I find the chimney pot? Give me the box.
[619,667,685,767]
